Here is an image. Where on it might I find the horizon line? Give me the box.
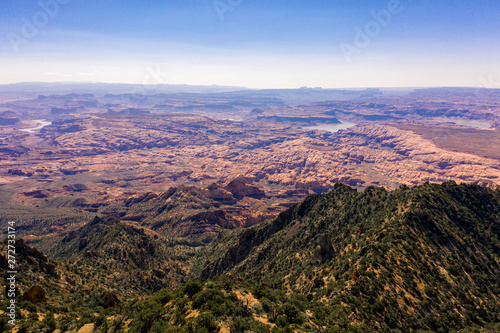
[1,81,498,92]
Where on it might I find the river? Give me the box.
[303,121,357,133]
[19,120,52,133]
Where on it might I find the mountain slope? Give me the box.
[49,214,193,295]
[196,182,500,331]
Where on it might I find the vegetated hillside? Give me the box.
[2,182,500,332]
[0,237,373,333]
[0,238,66,301]
[0,238,127,332]
[196,182,500,331]
[49,214,194,295]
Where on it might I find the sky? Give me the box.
[0,0,499,89]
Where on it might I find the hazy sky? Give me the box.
[1,0,499,88]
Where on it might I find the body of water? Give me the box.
[304,122,357,133]
[19,120,52,133]
[453,121,490,129]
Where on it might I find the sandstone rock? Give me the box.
[23,190,48,198]
[225,177,265,199]
[315,234,334,262]
[9,169,31,176]
[124,192,158,205]
[23,285,47,304]
[15,239,49,263]
[0,111,19,125]
[101,290,120,308]
[351,264,358,281]
[43,263,57,277]
[0,148,29,157]
[77,323,95,333]
[78,238,89,250]
[57,124,86,133]
[63,183,88,191]
[204,183,237,204]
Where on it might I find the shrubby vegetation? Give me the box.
[1,182,499,332]
[197,182,500,332]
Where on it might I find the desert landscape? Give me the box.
[0,84,499,332]
[1,85,499,244]
[2,0,500,331]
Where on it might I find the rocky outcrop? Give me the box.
[225,177,265,199]
[9,239,58,277]
[8,168,32,176]
[0,111,19,125]
[204,183,237,204]
[124,192,158,205]
[315,234,334,262]
[23,190,48,198]
[23,285,47,304]
[57,124,86,133]
[63,183,88,192]
[0,147,29,157]
[100,291,120,308]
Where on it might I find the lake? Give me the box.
[303,122,357,133]
[453,121,490,129]
[19,120,52,133]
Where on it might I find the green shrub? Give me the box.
[154,288,174,305]
[41,312,57,333]
[195,313,219,332]
[230,316,253,333]
[260,297,274,313]
[184,281,204,298]
[275,315,289,328]
[192,289,225,309]
[129,299,166,333]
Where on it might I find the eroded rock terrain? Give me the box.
[0,86,499,241]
